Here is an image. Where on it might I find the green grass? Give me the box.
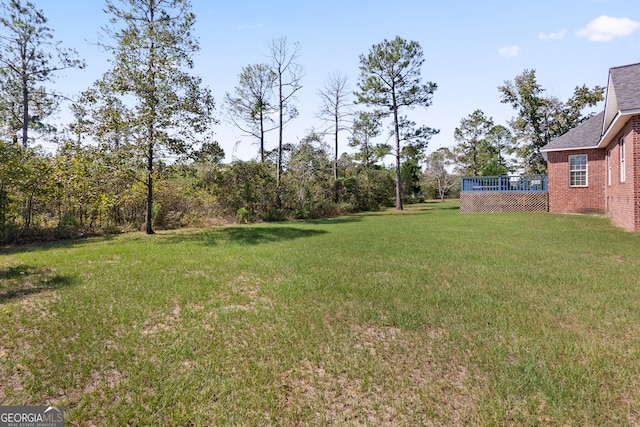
[2,201,640,425]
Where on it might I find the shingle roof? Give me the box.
[609,63,640,112]
[541,111,604,151]
[542,62,640,153]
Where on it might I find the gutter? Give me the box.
[597,109,640,148]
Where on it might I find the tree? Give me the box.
[423,147,458,201]
[317,72,350,180]
[268,37,303,208]
[0,0,84,146]
[499,69,604,173]
[0,140,22,238]
[224,64,276,162]
[485,124,517,172]
[94,0,217,234]
[71,86,134,148]
[454,110,518,176]
[400,158,421,201]
[284,132,332,216]
[356,36,437,210]
[349,111,385,168]
[453,110,496,176]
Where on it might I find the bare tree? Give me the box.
[317,72,350,180]
[268,37,303,207]
[224,64,276,162]
[423,147,458,201]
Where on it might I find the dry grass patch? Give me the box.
[217,271,273,312]
[280,323,485,426]
[141,301,182,335]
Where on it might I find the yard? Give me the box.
[1,201,639,425]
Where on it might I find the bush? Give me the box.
[56,213,80,239]
[264,208,287,222]
[209,161,277,222]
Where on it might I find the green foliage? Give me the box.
[400,159,422,202]
[236,207,248,223]
[0,141,401,243]
[263,208,287,222]
[281,132,333,218]
[356,37,437,111]
[335,168,395,210]
[349,111,385,168]
[211,160,278,222]
[499,69,604,173]
[56,213,80,239]
[481,158,509,176]
[453,110,516,177]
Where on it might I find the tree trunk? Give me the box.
[25,193,33,229]
[259,109,265,163]
[334,111,339,181]
[145,10,156,235]
[22,75,29,147]
[145,140,155,234]
[276,74,283,209]
[392,90,403,210]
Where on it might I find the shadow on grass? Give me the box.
[301,216,364,225]
[2,215,358,254]
[370,203,460,215]
[414,205,460,211]
[1,234,117,256]
[158,225,328,247]
[0,264,75,304]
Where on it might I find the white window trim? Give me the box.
[620,137,626,183]
[569,154,588,187]
[607,148,612,186]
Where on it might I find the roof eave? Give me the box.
[540,145,599,153]
[597,109,640,148]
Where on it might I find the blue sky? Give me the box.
[43,0,640,163]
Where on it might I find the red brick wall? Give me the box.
[547,149,606,215]
[604,117,640,231]
[634,117,640,231]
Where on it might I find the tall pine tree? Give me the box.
[356,36,437,210]
[91,0,218,234]
[0,0,84,146]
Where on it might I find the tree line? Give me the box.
[0,0,604,243]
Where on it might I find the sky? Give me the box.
[38,0,640,163]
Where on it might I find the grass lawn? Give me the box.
[1,201,640,425]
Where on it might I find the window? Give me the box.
[607,148,612,186]
[620,137,626,183]
[569,154,588,187]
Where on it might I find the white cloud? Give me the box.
[498,46,520,58]
[538,30,566,41]
[576,15,639,42]
[237,23,263,30]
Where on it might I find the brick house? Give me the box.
[541,63,640,231]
